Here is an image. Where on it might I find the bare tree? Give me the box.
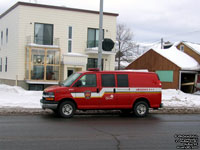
[116,23,134,70]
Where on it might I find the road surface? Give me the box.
[0,114,199,150]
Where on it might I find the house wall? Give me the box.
[177,43,200,64]
[0,7,20,81]
[126,50,181,89]
[17,4,117,80]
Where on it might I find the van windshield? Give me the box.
[61,73,81,87]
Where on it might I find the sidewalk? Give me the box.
[0,107,200,115]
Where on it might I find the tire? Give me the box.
[133,101,149,117]
[58,101,76,118]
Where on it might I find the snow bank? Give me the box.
[162,89,200,108]
[0,84,199,109]
[0,84,42,108]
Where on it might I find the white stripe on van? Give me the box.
[71,87,161,98]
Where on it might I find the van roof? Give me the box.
[78,70,155,75]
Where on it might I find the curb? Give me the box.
[0,107,200,115]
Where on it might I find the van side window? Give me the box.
[117,74,129,87]
[74,74,96,87]
[101,74,115,87]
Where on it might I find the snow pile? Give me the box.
[0,84,42,108]
[162,89,200,108]
[0,84,199,109]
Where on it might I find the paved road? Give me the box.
[0,114,199,150]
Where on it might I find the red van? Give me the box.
[40,69,162,118]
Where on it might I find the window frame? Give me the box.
[5,57,7,72]
[1,31,3,45]
[6,28,8,43]
[74,74,97,87]
[117,74,129,87]
[180,45,184,52]
[68,26,72,52]
[87,28,104,48]
[34,23,54,45]
[101,74,116,87]
[87,58,104,70]
[0,58,2,72]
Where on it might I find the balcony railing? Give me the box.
[26,36,60,46]
[85,40,115,55]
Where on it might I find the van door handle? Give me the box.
[97,88,99,93]
[113,88,116,93]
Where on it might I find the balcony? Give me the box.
[25,43,61,84]
[26,36,60,47]
[85,40,115,55]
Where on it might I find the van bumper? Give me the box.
[40,99,58,110]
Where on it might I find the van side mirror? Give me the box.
[76,80,82,87]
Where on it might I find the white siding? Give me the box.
[1,3,117,81]
[0,7,20,80]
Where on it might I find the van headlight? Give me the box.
[43,92,55,101]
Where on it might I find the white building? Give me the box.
[0,2,118,90]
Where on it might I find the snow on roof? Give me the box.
[152,46,200,70]
[182,42,200,55]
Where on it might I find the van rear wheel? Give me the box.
[133,101,149,117]
[58,101,76,118]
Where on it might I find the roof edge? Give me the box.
[0,2,119,19]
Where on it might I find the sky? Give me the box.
[0,0,200,43]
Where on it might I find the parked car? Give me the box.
[40,69,162,118]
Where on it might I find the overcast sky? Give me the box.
[0,0,200,43]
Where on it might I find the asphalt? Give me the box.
[0,107,200,115]
[0,114,199,150]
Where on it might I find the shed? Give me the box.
[126,46,200,93]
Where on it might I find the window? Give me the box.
[1,31,3,45]
[68,26,72,39]
[180,45,184,52]
[68,26,72,52]
[6,28,8,43]
[62,73,81,87]
[117,74,129,87]
[68,40,72,52]
[101,74,115,87]
[87,28,104,48]
[34,23,53,45]
[0,58,2,72]
[87,58,103,70]
[29,84,44,91]
[156,70,173,82]
[5,57,7,72]
[26,48,60,81]
[75,74,97,87]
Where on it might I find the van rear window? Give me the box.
[101,74,115,87]
[117,74,129,87]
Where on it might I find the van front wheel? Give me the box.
[133,101,149,117]
[59,101,76,118]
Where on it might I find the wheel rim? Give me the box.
[62,104,73,116]
[136,104,146,115]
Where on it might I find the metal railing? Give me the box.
[26,36,60,46]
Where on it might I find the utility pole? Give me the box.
[161,38,164,49]
[97,0,103,71]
